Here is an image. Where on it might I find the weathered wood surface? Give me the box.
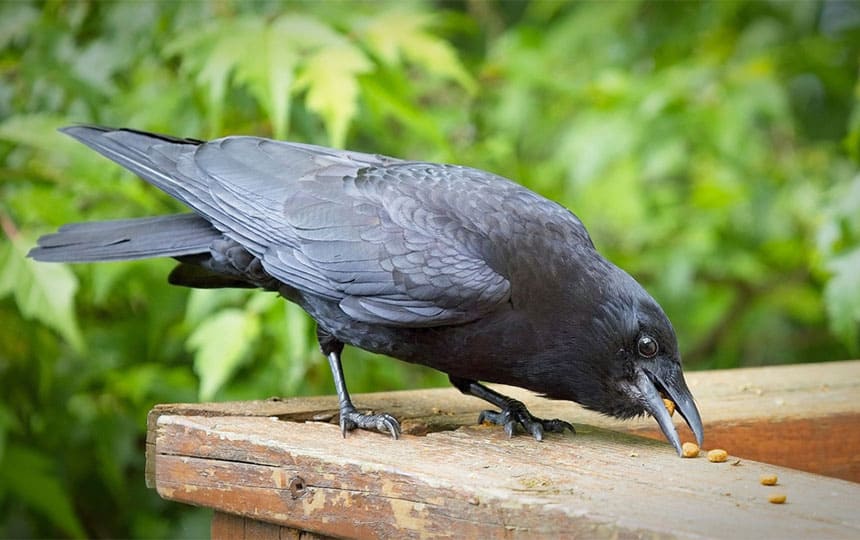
[154,414,858,539]
[147,360,860,539]
[148,360,860,483]
[211,511,331,539]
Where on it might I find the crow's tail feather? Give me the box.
[28,213,219,262]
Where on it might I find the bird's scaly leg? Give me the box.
[449,375,574,441]
[319,327,400,439]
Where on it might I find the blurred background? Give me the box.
[1,0,859,537]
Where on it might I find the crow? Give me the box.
[29,126,703,455]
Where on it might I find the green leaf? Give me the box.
[165,14,346,139]
[185,288,250,328]
[234,28,297,140]
[0,236,84,352]
[0,444,87,538]
[231,14,336,140]
[359,10,475,93]
[295,44,373,147]
[188,308,261,400]
[165,20,262,135]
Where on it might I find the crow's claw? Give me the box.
[339,406,401,439]
[477,400,574,441]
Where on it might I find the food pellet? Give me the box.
[663,398,676,416]
[681,442,699,458]
[768,494,787,504]
[760,474,778,486]
[707,449,728,462]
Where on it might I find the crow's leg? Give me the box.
[318,327,400,439]
[449,375,574,441]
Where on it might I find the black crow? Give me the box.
[29,126,703,454]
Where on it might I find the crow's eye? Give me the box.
[637,335,658,358]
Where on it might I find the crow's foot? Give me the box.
[339,405,401,439]
[477,400,574,441]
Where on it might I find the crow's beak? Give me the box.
[636,365,704,456]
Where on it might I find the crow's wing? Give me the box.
[62,127,513,327]
[192,137,512,327]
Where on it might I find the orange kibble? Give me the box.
[663,398,676,416]
[707,449,728,463]
[681,442,699,458]
[768,494,787,504]
[760,474,778,486]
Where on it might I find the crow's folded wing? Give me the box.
[192,137,512,327]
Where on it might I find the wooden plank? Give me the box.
[153,412,859,539]
[211,511,248,539]
[211,511,333,540]
[146,360,860,486]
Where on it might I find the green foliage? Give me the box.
[0,444,86,539]
[0,233,83,353]
[1,1,859,537]
[189,307,261,401]
[819,173,860,350]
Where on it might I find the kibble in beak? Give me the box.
[637,367,704,456]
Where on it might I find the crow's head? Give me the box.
[593,268,703,454]
[546,262,704,455]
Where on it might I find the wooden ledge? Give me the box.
[146,361,860,538]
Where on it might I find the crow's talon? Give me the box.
[542,418,575,433]
[477,399,574,441]
[339,407,401,439]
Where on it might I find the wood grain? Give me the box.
[147,360,860,486]
[147,361,860,539]
[154,413,859,539]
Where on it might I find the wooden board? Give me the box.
[148,360,860,484]
[154,413,858,539]
[147,361,860,539]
